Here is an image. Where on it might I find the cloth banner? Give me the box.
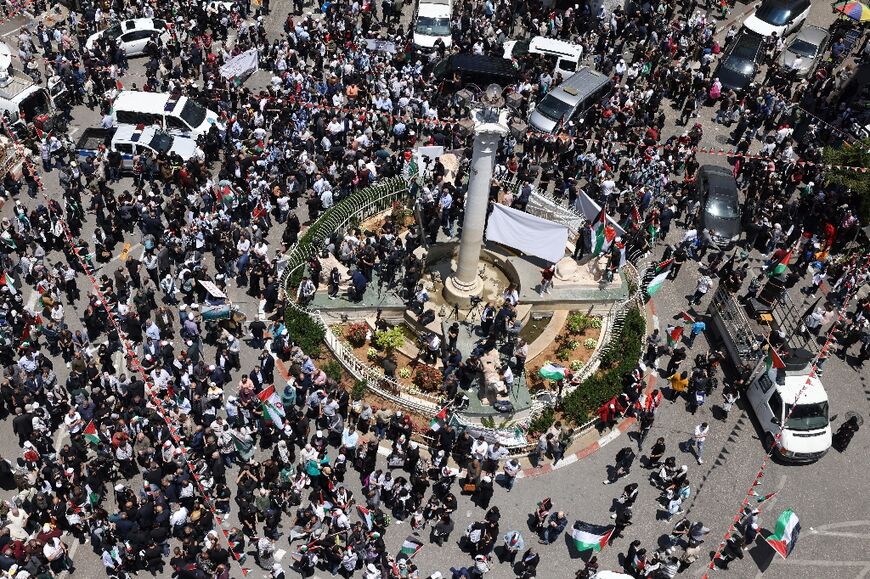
[364,38,397,53]
[486,203,569,264]
[574,190,626,237]
[219,49,259,81]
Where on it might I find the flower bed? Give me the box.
[561,307,646,425]
[526,312,602,392]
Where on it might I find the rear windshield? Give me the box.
[179,99,206,129]
[755,1,794,25]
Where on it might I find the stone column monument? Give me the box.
[443,87,510,306]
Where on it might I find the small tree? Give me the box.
[374,327,406,354]
[823,140,870,221]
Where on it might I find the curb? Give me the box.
[516,297,658,479]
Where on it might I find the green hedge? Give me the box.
[284,306,326,358]
[562,307,646,424]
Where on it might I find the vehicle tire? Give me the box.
[764,433,776,452]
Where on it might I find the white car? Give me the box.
[85,18,167,56]
[742,0,811,38]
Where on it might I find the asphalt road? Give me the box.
[0,1,867,579]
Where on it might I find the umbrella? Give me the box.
[833,0,870,21]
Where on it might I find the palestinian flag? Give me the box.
[356,505,373,530]
[646,258,673,296]
[592,207,616,255]
[765,345,786,372]
[648,223,659,243]
[399,536,423,557]
[631,205,641,228]
[0,272,16,295]
[680,311,695,324]
[429,406,448,432]
[539,363,566,381]
[83,420,100,445]
[667,326,684,347]
[766,509,800,559]
[258,384,286,429]
[571,522,614,552]
[768,248,793,277]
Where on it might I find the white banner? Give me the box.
[219,49,259,81]
[486,203,569,264]
[364,39,397,53]
[574,190,626,236]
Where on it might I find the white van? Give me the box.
[413,0,452,52]
[111,91,222,140]
[503,36,583,80]
[747,363,832,463]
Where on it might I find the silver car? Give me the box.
[779,25,830,78]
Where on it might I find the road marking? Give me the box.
[1,24,27,37]
[812,521,870,540]
[113,242,140,263]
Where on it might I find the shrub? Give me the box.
[374,326,406,353]
[481,416,495,428]
[413,364,443,393]
[584,338,597,350]
[284,306,326,357]
[589,317,603,329]
[527,407,555,435]
[566,312,593,335]
[562,307,645,425]
[398,367,412,379]
[555,346,573,361]
[570,360,585,371]
[366,347,379,361]
[322,360,343,383]
[345,322,369,347]
[351,379,367,400]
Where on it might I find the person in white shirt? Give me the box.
[64,408,83,435]
[687,422,709,464]
[471,436,488,462]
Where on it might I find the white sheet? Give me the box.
[486,203,569,264]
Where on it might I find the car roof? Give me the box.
[699,165,737,196]
[545,67,610,106]
[775,370,828,405]
[445,54,518,76]
[730,31,764,57]
[793,25,829,46]
[113,91,185,116]
[527,36,583,59]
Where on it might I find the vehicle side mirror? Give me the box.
[771,417,780,425]
[829,414,838,423]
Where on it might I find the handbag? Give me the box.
[462,483,477,493]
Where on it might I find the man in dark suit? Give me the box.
[12,406,34,446]
[259,350,275,385]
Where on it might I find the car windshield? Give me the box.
[785,401,829,431]
[415,16,451,37]
[789,38,817,57]
[755,1,793,25]
[103,24,122,39]
[178,99,206,129]
[706,196,739,219]
[511,40,531,57]
[535,94,573,122]
[148,131,173,154]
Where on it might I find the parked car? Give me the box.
[714,31,764,92]
[742,0,811,37]
[76,124,198,171]
[111,91,222,139]
[430,54,520,93]
[779,25,830,77]
[85,18,166,56]
[528,67,611,133]
[697,165,742,247]
[502,36,583,80]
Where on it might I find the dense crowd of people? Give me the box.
[0,0,865,577]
